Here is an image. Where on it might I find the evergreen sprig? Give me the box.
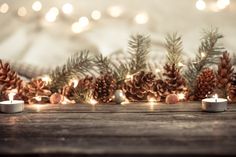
[49,50,94,92]
[128,34,150,74]
[165,32,183,66]
[184,28,225,92]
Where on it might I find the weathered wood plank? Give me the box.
[0,102,236,156]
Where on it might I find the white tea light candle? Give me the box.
[202,94,227,112]
[0,91,24,113]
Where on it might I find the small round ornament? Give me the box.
[114,90,126,104]
[50,93,63,104]
[165,94,179,104]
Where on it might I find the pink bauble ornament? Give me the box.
[50,93,63,104]
[165,94,179,104]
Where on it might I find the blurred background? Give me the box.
[0,0,235,76]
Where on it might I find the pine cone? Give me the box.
[163,64,187,93]
[154,79,170,102]
[217,51,234,96]
[194,68,216,100]
[0,60,25,100]
[123,71,156,101]
[71,76,94,103]
[93,73,116,103]
[227,73,236,102]
[24,79,51,103]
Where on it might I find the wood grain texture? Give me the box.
[0,102,236,157]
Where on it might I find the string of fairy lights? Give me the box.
[0,0,232,34]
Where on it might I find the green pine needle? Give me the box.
[184,27,225,93]
[165,32,183,66]
[128,34,150,74]
[49,50,94,92]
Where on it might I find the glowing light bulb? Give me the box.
[32,1,42,12]
[79,16,89,27]
[134,12,149,24]
[177,93,185,100]
[107,6,123,17]
[71,22,82,33]
[196,0,206,11]
[62,3,73,15]
[217,0,230,10]
[69,78,79,88]
[45,7,59,22]
[17,7,27,17]
[0,3,9,13]
[89,99,97,105]
[201,52,206,58]
[91,10,101,20]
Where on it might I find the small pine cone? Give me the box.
[123,71,156,101]
[217,51,234,91]
[71,76,94,103]
[24,79,51,103]
[194,68,216,100]
[0,60,25,100]
[163,64,187,94]
[227,73,236,102]
[154,79,171,101]
[93,73,116,103]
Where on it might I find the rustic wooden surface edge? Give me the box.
[0,102,236,156]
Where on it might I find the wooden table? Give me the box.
[0,102,236,157]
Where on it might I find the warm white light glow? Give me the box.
[126,74,133,81]
[71,17,90,33]
[134,12,149,24]
[217,0,230,10]
[45,7,59,22]
[62,3,73,15]
[32,1,42,12]
[196,0,206,10]
[155,68,161,73]
[0,3,9,13]
[201,52,206,58]
[17,7,27,17]
[8,90,17,103]
[91,10,101,20]
[41,75,52,85]
[178,62,185,67]
[69,78,79,88]
[89,99,98,105]
[108,6,123,17]
[177,93,185,100]
[213,94,218,102]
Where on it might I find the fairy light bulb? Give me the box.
[0,3,9,13]
[134,12,149,24]
[71,16,90,33]
[17,7,27,17]
[71,22,82,33]
[107,6,123,17]
[45,7,59,22]
[91,10,101,20]
[62,3,73,15]
[196,0,206,10]
[78,16,89,27]
[217,0,230,10]
[32,1,42,12]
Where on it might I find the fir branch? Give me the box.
[94,54,129,84]
[184,27,225,92]
[128,34,150,74]
[165,32,183,65]
[49,50,94,92]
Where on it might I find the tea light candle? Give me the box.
[202,94,227,112]
[0,91,24,113]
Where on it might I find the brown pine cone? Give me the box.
[163,63,187,94]
[93,73,116,103]
[217,51,234,96]
[123,71,156,101]
[227,73,236,102]
[24,78,51,103]
[71,76,94,103]
[0,59,25,100]
[194,68,216,100]
[154,79,170,102]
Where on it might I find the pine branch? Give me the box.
[165,32,183,66]
[49,50,94,92]
[184,27,225,93]
[128,34,150,74]
[94,54,129,84]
